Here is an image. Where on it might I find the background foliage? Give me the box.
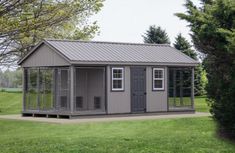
[176,0,235,137]
[0,69,22,88]
[0,0,103,67]
[142,25,171,44]
[174,33,207,96]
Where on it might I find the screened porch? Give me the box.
[22,66,106,118]
[168,67,194,111]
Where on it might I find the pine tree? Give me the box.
[142,25,170,44]
[174,33,197,60]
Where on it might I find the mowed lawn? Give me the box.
[0,92,22,115]
[194,96,210,112]
[0,117,235,153]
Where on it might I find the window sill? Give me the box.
[152,89,165,91]
[111,89,125,92]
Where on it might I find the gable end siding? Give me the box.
[21,44,69,67]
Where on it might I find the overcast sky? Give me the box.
[91,0,201,44]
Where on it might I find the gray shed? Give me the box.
[18,39,198,118]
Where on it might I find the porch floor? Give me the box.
[0,112,211,124]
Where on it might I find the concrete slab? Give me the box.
[0,112,211,124]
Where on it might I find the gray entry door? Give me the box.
[131,67,146,113]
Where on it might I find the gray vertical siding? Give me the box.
[21,44,69,67]
[75,69,87,109]
[75,68,105,111]
[106,65,168,114]
[146,66,168,112]
[107,66,131,114]
[87,69,105,111]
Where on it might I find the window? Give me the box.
[112,67,124,91]
[153,68,164,90]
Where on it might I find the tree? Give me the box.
[174,33,206,96]
[142,25,170,44]
[0,0,103,66]
[0,69,22,88]
[174,33,197,60]
[176,0,235,137]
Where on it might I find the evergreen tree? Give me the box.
[142,25,170,44]
[174,33,197,60]
[174,33,206,96]
[176,0,235,137]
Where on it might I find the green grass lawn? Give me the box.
[0,117,234,153]
[0,92,22,115]
[195,96,210,112]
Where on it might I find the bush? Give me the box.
[0,88,6,92]
[206,63,235,137]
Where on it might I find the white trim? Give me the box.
[111,67,124,91]
[153,68,165,90]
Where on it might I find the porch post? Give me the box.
[22,68,25,112]
[36,68,40,110]
[173,69,176,106]
[180,70,183,106]
[70,65,75,113]
[191,67,195,109]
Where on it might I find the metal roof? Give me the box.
[18,39,199,66]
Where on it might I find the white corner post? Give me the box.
[191,67,195,109]
[70,65,75,114]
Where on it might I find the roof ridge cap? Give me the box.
[44,38,171,47]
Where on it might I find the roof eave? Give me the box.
[70,60,199,67]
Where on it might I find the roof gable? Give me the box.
[19,42,69,67]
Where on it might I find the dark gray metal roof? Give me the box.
[19,39,199,66]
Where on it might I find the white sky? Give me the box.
[91,0,201,44]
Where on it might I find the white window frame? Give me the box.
[153,68,164,91]
[111,67,124,91]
